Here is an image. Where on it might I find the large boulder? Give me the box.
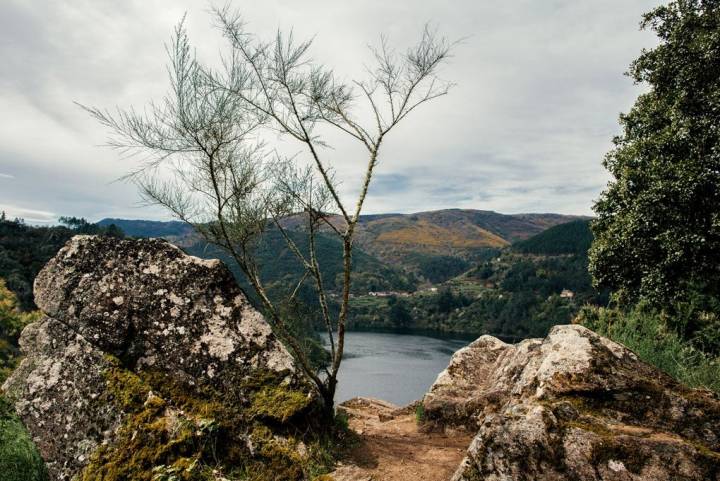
[32,235,295,383]
[2,236,318,481]
[424,325,720,481]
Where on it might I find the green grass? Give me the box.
[443,278,490,297]
[577,304,720,394]
[0,396,48,481]
[349,296,389,309]
[414,404,426,424]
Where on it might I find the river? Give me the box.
[328,331,472,406]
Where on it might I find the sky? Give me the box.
[0,0,660,223]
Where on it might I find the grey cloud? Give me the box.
[371,173,412,195]
[0,0,660,222]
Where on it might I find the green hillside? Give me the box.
[99,210,583,286]
[183,228,418,303]
[513,219,593,255]
[347,220,607,338]
[1,213,597,341]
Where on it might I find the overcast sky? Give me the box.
[0,0,660,223]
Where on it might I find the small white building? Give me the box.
[560,289,575,299]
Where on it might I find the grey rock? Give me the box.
[3,235,313,481]
[3,316,122,479]
[32,235,296,386]
[424,324,720,481]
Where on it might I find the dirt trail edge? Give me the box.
[331,398,474,481]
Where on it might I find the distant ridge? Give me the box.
[99,209,587,269]
[98,219,192,239]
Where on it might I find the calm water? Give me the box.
[327,331,471,406]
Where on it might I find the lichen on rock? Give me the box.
[1,235,323,481]
[423,324,720,481]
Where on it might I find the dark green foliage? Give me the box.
[514,220,593,256]
[435,288,469,314]
[0,396,48,481]
[411,254,470,284]
[499,255,598,301]
[0,217,124,310]
[0,279,41,383]
[587,1,720,361]
[388,297,412,327]
[589,0,720,309]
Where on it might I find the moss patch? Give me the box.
[78,362,337,481]
[78,402,227,481]
[104,360,154,412]
[249,386,312,423]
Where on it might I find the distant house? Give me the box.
[368,291,409,298]
[560,289,575,299]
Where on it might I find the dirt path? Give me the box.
[330,398,473,481]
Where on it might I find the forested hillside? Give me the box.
[348,219,607,338]
[0,216,123,309]
[2,213,595,342]
[100,209,582,285]
[513,219,594,255]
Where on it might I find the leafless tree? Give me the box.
[83,7,454,415]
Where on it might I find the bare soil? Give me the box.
[331,398,473,481]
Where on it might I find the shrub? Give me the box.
[577,304,720,394]
[0,396,48,481]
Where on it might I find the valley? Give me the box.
[98,211,600,339]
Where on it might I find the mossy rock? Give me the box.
[250,385,313,423]
[0,396,48,481]
[77,362,331,481]
[78,392,213,481]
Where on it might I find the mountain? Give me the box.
[2,211,595,339]
[97,218,193,239]
[100,209,585,281]
[347,209,584,266]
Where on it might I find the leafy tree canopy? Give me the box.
[590,0,720,308]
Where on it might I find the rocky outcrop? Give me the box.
[424,325,720,481]
[2,236,318,481]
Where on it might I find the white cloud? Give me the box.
[0,173,14,179]
[0,203,56,224]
